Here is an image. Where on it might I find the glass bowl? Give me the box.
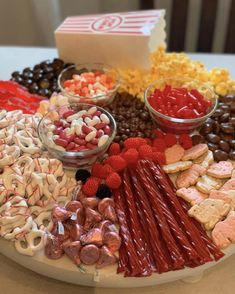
[58,63,120,107]
[144,78,218,134]
[37,103,116,169]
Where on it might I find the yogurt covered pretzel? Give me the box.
[0,110,23,129]
[15,221,47,256]
[14,129,42,156]
[0,145,21,168]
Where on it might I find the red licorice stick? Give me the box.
[179,198,224,261]
[147,160,212,263]
[138,160,200,263]
[113,187,144,277]
[122,169,153,276]
[117,242,130,275]
[129,168,171,273]
[135,162,186,269]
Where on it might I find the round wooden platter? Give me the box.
[0,238,234,288]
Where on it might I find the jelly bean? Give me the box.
[87,106,97,115]
[91,138,98,145]
[103,125,111,135]
[54,138,68,148]
[100,113,110,124]
[93,111,102,117]
[63,110,75,119]
[66,142,76,151]
[98,135,109,147]
[96,130,104,138]
[54,120,63,127]
[85,131,97,142]
[82,125,92,134]
[86,143,97,150]
[74,137,86,146]
[95,122,106,129]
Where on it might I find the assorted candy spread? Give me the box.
[0,46,235,282]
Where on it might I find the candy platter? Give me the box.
[1,18,235,288]
[0,238,234,288]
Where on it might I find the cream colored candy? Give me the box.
[193,150,214,169]
[85,130,97,142]
[176,187,207,205]
[165,144,185,164]
[163,161,192,174]
[100,113,110,124]
[87,106,97,115]
[182,144,208,161]
[212,211,235,249]
[207,161,233,179]
[98,135,109,147]
[196,175,224,194]
[188,198,231,230]
[176,164,206,188]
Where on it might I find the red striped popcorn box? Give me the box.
[55,10,166,69]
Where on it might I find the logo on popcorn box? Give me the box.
[91,15,123,32]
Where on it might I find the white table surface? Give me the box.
[0,46,235,294]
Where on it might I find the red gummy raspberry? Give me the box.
[105,172,122,189]
[82,177,99,196]
[108,155,127,172]
[123,137,146,149]
[101,164,114,179]
[152,129,164,138]
[122,148,139,165]
[138,144,153,159]
[108,143,121,156]
[153,138,167,152]
[164,133,177,147]
[152,152,166,165]
[91,162,103,178]
[179,134,193,149]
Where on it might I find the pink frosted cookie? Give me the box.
[182,144,208,161]
[220,179,235,191]
[165,144,185,164]
[207,161,233,179]
[210,189,235,208]
[176,164,206,188]
[212,212,235,249]
[176,187,207,205]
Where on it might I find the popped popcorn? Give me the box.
[118,47,235,100]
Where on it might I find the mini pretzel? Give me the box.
[0,125,16,145]
[15,224,47,256]
[3,173,25,196]
[0,145,21,167]
[34,211,53,232]
[13,156,35,175]
[14,129,42,155]
[0,110,23,129]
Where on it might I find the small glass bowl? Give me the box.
[37,103,116,169]
[58,63,120,107]
[144,78,218,134]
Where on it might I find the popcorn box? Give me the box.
[55,10,166,69]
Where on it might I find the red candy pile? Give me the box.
[148,85,212,119]
[63,71,114,97]
[0,81,45,114]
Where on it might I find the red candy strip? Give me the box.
[129,168,171,273]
